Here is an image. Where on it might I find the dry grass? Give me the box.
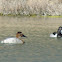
[0,0,62,15]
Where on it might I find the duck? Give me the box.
[50,32,57,37]
[1,32,26,44]
[50,26,62,38]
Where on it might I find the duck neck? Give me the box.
[16,34,19,38]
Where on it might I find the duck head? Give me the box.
[16,32,26,38]
[50,32,57,37]
[53,32,57,35]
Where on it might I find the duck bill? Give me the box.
[22,35,27,37]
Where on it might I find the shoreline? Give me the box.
[0,13,62,18]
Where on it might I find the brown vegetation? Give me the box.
[0,0,62,15]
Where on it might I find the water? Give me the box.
[0,16,62,62]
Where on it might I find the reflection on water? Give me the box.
[0,16,62,62]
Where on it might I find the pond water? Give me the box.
[0,16,62,62]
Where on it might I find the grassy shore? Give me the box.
[0,0,62,16]
[0,13,62,18]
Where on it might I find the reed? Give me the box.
[0,0,62,16]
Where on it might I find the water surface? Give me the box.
[0,16,62,62]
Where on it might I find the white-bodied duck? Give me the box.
[1,32,26,44]
[50,26,62,38]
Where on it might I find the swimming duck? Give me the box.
[50,26,62,38]
[1,32,26,44]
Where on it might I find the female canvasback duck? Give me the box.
[1,32,26,44]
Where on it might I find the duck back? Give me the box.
[1,37,23,44]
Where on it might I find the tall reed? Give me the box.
[0,0,62,15]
